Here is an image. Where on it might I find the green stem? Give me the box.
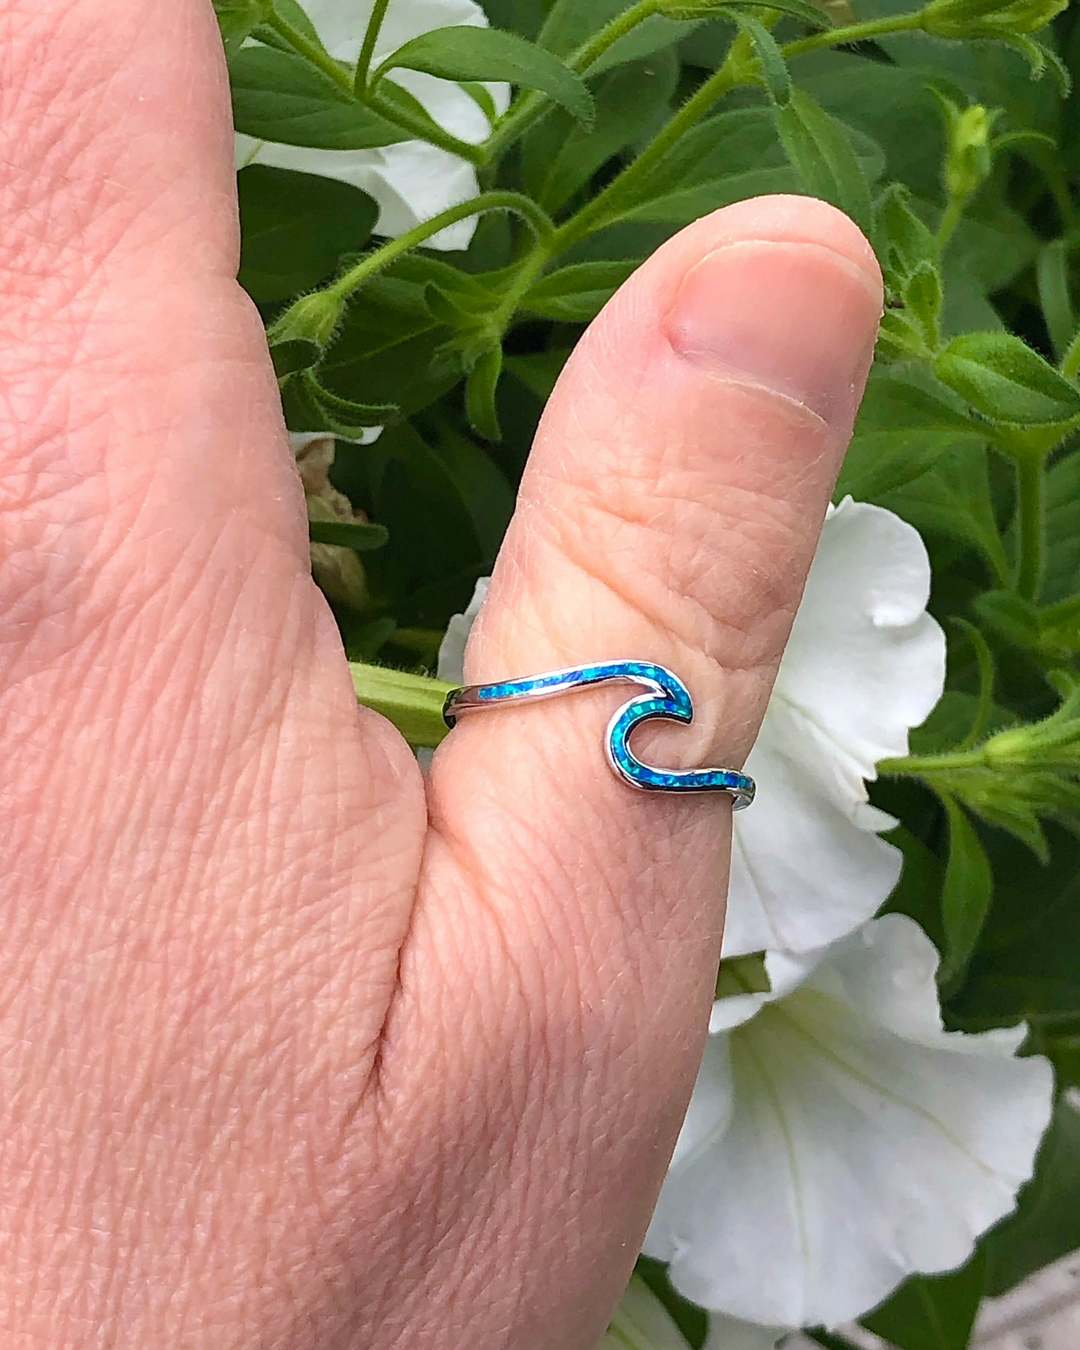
[781,8,924,58]
[482,0,662,162]
[325,191,553,304]
[549,46,750,252]
[266,7,481,162]
[354,0,392,95]
[368,89,485,163]
[936,191,969,254]
[1015,451,1048,602]
[265,10,353,94]
[350,663,453,747]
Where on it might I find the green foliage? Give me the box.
[237,165,379,302]
[218,0,1080,1339]
[861,1251,986,1350]
[375,25,595,123]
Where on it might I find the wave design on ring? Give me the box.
[442,659,755,808]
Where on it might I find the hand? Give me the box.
[0,2,882,1346]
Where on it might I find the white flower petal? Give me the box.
[724,500,945,959]
[708,949,820,1034]
[437,575,489,681]
[772,498,946,789]
[647,916,1053,1331]
[703,1314,784,1350]
[302,0,491,63]
[239,0,508,249]
[723,706,902,959]
[236,136,483,250]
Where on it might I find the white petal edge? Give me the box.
[236,136,485,250]
[647,915,1054,1330]
[723,500,945,958]
[438,575,489,682]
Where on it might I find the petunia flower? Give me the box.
[723,497,946,962]
[236,0,510,249]
[644,915,1054,1341]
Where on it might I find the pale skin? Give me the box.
[0,2,884,1346]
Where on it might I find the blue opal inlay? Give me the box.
[442,660,755,807]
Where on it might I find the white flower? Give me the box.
[645,915,1054,1337]
[437,575,489,680]
[724,497,946,962]
[237,0,511,250]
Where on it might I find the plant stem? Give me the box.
[549,46,750,252]
[354,0,392,95]
[936,191,968,254]
[368,89,486,163]
[266,6,482,163]
[482,0,662,162]
[265,10,353,94]
[781,9,924,58]
[350,663,453,747]
[325,191,553,304]
[1015,451,1048,602]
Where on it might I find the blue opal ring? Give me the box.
[442,659,755,808]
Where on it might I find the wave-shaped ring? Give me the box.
[442,659,755,808]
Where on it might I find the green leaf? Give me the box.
[283,371,397,440]
[308,518,389,550]
[270,337,322,377]
[523,260,637,321]
[861,1251,985,1350]
[213,0,271,58]
[230,46,405,149]
[464,345,504,442]
[983,1098,1080,1295]
[875,183,938,288]
[1043,447,1080,602]
[539,0,696,76]
[521,51,679,213]
[773,87,872,235]
[237,165,378,303]
[938,794,995,991]
[877,441,1010,583]
[1036,238,1077,359]
[935,331,1080,428]
[951,824,1080,1030]
[603,107,881,231]
[837,372,985,500]
[377,26,594,124]
[318,276,458,420]
[734,13,792,106]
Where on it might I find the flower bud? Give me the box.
[267,289,346,354]
[922,0,1067,38]
[936,96,997,201]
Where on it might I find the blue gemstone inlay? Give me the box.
[444,660,754,807]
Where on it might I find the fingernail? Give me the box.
[663,240,882,427]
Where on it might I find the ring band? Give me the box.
[443,659,755,808]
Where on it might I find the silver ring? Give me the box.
[443,659,754,808]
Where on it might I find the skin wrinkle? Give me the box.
[0,1,884,1327]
